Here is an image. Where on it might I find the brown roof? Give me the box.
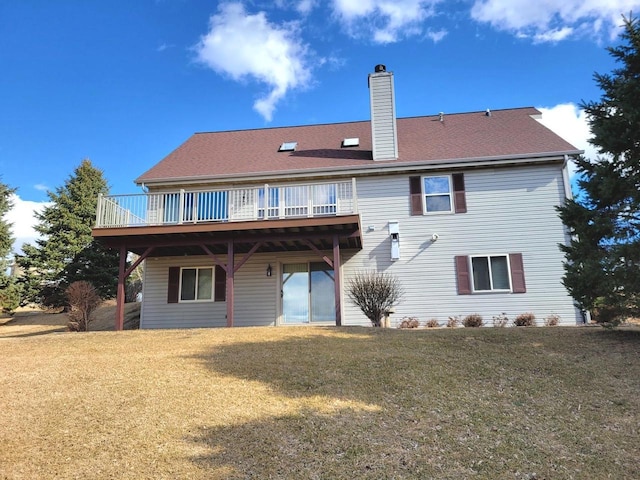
[136,107,581,185]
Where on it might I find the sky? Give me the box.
[0,0,633,254]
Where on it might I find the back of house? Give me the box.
[93,65,583,329]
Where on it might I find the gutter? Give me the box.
[135,149,583,188]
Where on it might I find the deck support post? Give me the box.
[116,244,127,331]
[333,235,342,326]
[226,240,234,327]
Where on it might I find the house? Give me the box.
[92,65,583,329]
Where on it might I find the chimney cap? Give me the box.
[374,64,386,73]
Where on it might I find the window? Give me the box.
[409,174,466,215]
[423,175,452,213]
[179,267,213,301]
[455,253,526,295]
[471,255,510,291]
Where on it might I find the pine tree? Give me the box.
[0,179,16,272]
[16,159,119,306]
[558,16,640,323]
[0,179,20,313]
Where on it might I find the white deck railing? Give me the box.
[95,180,358,228]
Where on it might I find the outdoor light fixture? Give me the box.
[266,264,272,277]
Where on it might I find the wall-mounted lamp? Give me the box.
[266,264,272,277]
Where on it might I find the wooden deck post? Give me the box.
[226,240,234,327]
[116,244,127,331]
[333,235,342,326]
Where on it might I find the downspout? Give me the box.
[561,155,573,200]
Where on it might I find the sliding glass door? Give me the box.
[282,262,335,324]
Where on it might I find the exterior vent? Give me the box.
[278,141,297,152]
[368,65,398,161]
[342,137,359,147]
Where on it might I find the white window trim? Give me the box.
[421,174,454,215]
[469,254,512,293]
[178,266,215,303]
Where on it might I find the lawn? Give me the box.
[1,325,639,479]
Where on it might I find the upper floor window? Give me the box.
[423,175,453,213]
[410,173,466,215]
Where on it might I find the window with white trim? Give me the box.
[471,255,511,292]
[422,175,453,213]
[179,267,214,302]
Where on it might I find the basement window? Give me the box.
[279,141,297,152]
[342,137,359,147]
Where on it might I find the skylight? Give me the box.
[279,141,297,152]
[342,137,359,147]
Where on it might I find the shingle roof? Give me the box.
[135,107,581,185]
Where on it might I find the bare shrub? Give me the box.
[463,313,483,328]
[125,279,143,303]
[447,316,460,328]
[348,271,402,327]
[398,317,420,328]
[425,318,440,328]
[514,312,536,327]
[66,281,101,332]
[544,314,560,327]
[492,313,509,327]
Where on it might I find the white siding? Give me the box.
[342,164,582,327]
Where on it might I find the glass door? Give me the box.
[282,262,335,324]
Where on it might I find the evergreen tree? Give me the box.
[16,159,119,306]
[0,179,21,313]
[0,179,16,272]
[558,15,640,323]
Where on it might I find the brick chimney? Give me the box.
[368,64,398,161]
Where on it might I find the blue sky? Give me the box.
[0,0,632,253]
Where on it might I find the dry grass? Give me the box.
[0,300,140,338]
[0,323,639,479]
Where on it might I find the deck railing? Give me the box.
[95,179,358,228]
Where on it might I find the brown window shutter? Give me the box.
[167,267,180,303]
[214,265,227,301]
[509,253,526,293]
[455,256,472,295]
[409,176,423,215]
[452,173,467,213]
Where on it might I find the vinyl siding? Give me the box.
[141,254,280,329]
[139,162,581,329]
[140,252,341,329]
[342,163,582,327]
[369,74,398,160]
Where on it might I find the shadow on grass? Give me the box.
[183,327,640,478]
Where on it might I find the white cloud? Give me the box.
[426,28,447,43]
[33,184,48,192]
[5,194,50,254]
[296,0,317,15]
[470,0,640,42]
[537,103,599,176]
[331,0,443,44]
[193,2,313,121]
